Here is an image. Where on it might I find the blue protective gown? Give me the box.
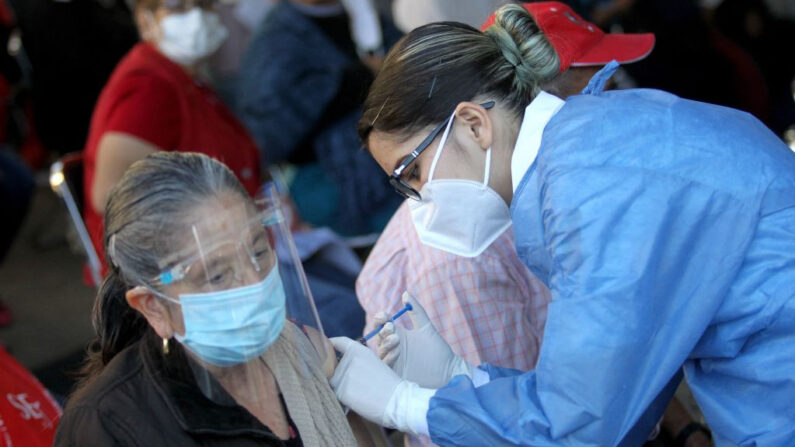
[426,70,795,446]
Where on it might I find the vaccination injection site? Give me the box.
[1,0,795,445]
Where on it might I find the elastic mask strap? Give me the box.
[428,110,457,182]
[482,148,492,189]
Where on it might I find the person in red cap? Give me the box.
[328,2,795,446]
[480,1,653,73]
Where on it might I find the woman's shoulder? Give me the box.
[89,47,185,141]
[101,44,184,102]
[53,402,125,447]
[68,345,144,402]
[560,88,680,123]
[63,344,154,415]
[55,344,150,446]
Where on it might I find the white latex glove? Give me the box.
[339,0,383,54]
[375,292,473,389]
[329,336,433,436]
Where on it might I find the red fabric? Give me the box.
[481,2,655,72]
[18,116,46,171]
[0,0,14,27]
[0,346,62,447]
[83,43,261,275]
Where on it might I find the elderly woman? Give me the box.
[55,152,374,446]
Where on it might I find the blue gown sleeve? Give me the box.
[479,363,523,380]
[426,165,758,446]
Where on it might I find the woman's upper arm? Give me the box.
[90,74,181,213]
[299,323,338,378]
[91,132,160,214]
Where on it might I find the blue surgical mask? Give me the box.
[174,265,286,367]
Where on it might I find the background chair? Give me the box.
[49,152,101,287]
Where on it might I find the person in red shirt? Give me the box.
[84,0,261,275]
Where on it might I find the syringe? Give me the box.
[358,302,414,344]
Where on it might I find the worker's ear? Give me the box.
[126,286,178,339]
[454,101,493,153]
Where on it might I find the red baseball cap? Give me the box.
[481,2,655,72]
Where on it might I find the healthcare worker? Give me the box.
[329,3,795,446]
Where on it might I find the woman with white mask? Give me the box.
[83,0,262,280]
[328,3,795,446]
[55,152,379,446]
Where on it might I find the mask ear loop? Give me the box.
[427,110,458,183]
[482,147,492,190]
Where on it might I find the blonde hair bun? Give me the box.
[484,3,560,95]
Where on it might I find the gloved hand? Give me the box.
[375,292,473,389]
[329,336,433,436]
[339,0,383,55]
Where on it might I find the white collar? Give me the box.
[510,91,566,192]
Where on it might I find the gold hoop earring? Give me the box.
[162,337,170,355]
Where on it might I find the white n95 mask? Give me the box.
[158,8,228,66]
[408,111,512,258]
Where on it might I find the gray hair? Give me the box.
[359,3,560,141]
[105,151,248,287]
[82,152,249,382]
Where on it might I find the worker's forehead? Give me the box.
[368,129,435,174]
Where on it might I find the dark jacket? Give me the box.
[54,336,299,447]
[236,0,402,234]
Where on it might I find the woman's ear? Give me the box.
[454,102,493,152]
[126,287,175,339]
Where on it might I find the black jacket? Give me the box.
[54,336,301,447]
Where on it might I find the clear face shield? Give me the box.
[135,184,335,425]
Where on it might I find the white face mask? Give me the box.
[157,8,228,66]
[408,111,512,258]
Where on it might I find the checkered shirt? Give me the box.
[356,202,551,447]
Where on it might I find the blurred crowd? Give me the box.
[0,0,792,446]
[0,0,793,282]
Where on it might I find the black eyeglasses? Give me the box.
[389,101,495,200]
